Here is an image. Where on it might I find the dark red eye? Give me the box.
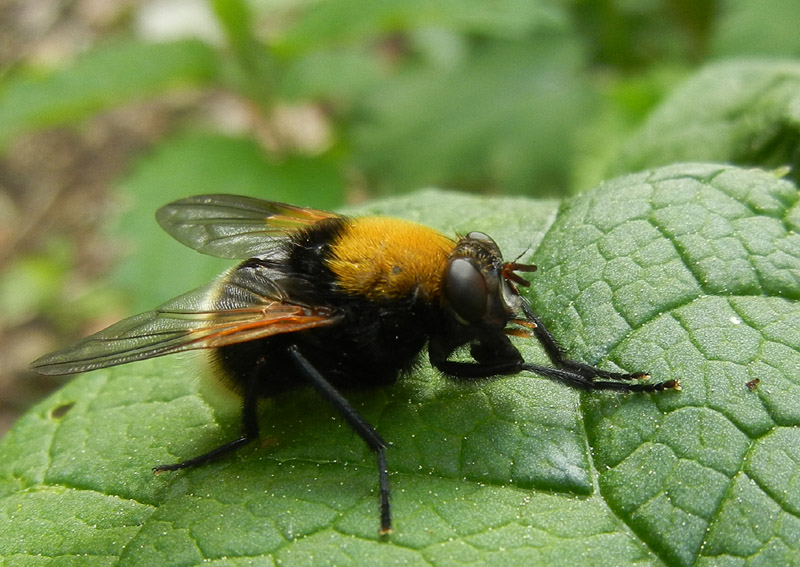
[445,258,487,323]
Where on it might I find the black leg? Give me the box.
[430,304,679,392]
[287,344,392,535]
[153,361,263,473]
[431,358,521,379]
[520,300,679,391]
[432,354,678,392]
[519,362,679,392]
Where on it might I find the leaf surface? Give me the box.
[2,168,799,565]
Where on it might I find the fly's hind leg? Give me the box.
[153,361,263,473]
[286,344,393,535]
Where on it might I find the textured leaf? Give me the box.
[533,163,800,566]
[2,167,800,565]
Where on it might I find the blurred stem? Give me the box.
[211,0,280,108]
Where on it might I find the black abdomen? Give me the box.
[213,300,431,400]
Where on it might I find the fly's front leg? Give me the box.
[520,301,680,391]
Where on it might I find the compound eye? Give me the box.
[445,258,487,323]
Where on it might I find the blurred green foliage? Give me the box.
[3,0,798,204]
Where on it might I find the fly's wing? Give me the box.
[30,263,342,376]
[156,194,339,259]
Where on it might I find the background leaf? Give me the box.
[2,169,799,565]
[0,39,218,148]
[275,0,565,51]
[351,33,595,194]
[710,0,800,57]
[611,60,800,182]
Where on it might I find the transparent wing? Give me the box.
[30,265,342,376]
[156,194,339,259]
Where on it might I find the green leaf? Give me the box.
[3,167,800,565]
[280,46,386,102]
[353,34,594,194]
[611,60,800,183]
[212,0,253,53]
[533,163,800,566]
[211,0,279,104]
[710,0,800,57]
[0,39,219,148]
